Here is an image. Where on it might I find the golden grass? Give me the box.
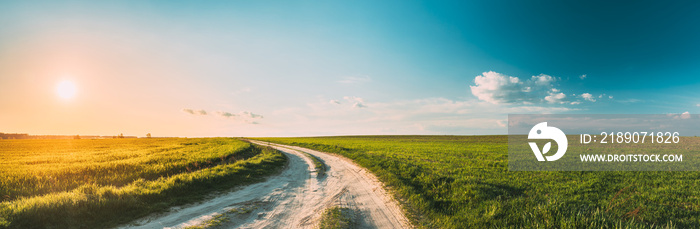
[0,138,286,228]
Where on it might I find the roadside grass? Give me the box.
[0,139,286,229]
[318,206,355,229]
[255,136,700,228]
[183,213,229,229]
[261,143,326,177]
[183,204,260,229]
[303,151,327,177]
[225,204,258,214]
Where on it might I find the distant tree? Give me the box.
[146,133,152,138]
[118,133,124,139]
[74,135,81,139]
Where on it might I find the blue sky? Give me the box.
[1,1,699,137]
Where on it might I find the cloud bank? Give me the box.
[183,108,263,124]
[470,71,612,106]
[470,71,562,104]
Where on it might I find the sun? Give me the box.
[56,80,77,99]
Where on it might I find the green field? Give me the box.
[0,138,286,229]
[255,136,700,228]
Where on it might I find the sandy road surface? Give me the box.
[119,141,412,229]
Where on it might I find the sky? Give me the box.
[1,0,700,137]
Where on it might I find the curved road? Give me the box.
[120,141,412,229]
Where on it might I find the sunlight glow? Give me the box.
[56,80,77,100]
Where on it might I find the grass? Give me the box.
[270,144,326,176]
[303,151,326,177]
[0,138,252,199]
[183,213,229,229]
[0,138,286,229]
[318,206,355,229]
[255,135,700,228]
[183,204,260,229]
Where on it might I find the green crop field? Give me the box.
[0,138,286,229]
[255,135,700,228]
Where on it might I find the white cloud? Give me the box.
[343,96,367,108]
[580,74,587,80]
[323,96,369,109]
[470,71,522,104]
[470,71,560,104]
[545,91,567,104]
[533,74,555,85]
[598,94,612,99]
[681,111,691,119]
[581,93,596,102]
[570,101,581,105]
[338,75,372,84]
[670,111,691,120]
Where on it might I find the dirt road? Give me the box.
[120,141,412,229]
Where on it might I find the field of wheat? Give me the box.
[0,138,286,229]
